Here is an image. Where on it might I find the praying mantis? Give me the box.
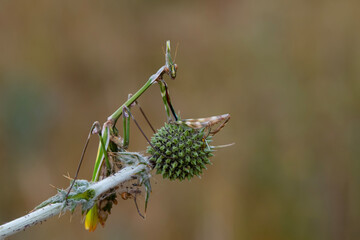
[65,41,230,231]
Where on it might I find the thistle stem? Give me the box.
[0,164,147,239]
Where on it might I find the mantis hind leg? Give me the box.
[208,114,230,135]
[159,79,178,122]
[65,121,102,200]
[177,114,231,136]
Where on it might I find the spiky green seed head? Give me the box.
[147,123,213,181]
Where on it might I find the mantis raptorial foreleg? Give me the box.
[121,94,134,150]
[158,79,178,122]
[160,40,178,122]
[121,93,157,150]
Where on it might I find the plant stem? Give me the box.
[0,164,147,239]
[0,203,63,240]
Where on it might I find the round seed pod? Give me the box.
[147,123,214,181]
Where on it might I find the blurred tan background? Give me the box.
[0,1,359,240]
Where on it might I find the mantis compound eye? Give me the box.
[170,64,177,79]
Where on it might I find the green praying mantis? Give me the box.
[64,41,230,231]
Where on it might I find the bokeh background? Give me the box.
[0,1,359,240]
